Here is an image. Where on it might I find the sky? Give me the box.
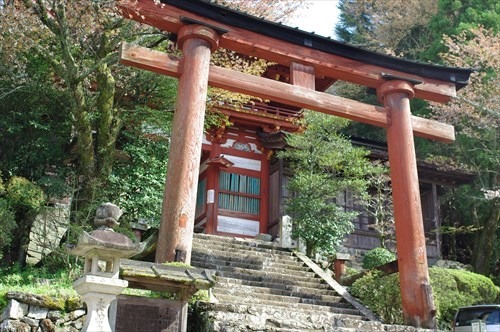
[287,0,341,38]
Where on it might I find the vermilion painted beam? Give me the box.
[117,0,457,103]
[120,42,455,142]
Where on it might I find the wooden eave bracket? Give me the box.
[207,155,234,168]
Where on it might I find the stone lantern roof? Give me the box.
[68,202,145,257]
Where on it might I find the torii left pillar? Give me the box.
[156,25,219,264]
[378,80,436,329]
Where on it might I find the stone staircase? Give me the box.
[190,234,386,332]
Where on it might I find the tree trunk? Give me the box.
[472,204,499,275]
[96,62,120,186]
[70,82,97,222]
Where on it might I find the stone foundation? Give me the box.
[0,292,85,332]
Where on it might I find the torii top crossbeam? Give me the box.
[117,0,473,329]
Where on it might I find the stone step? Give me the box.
[212,282,343,303]
[191,255,310,273]
[194,233,288,252]
[213,287,346,308]
[191,250,298,268]
[214,293,361,316]
[191,255,265,271]
[216,276,331,291]
[215,268,324,286]
[262,260,309,272]
[215,276,335,296]
[199,262,317,279]
[192,245,298,264]
[198,302,384,331]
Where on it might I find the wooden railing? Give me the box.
[239,101,303,119]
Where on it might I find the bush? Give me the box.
[362,247,396,270]
[6,176,45,209]
[430,267,498,325]
[350,271,403,324]
[351,267,499,328]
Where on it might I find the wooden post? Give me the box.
[378,80,436,329]
[205,142,221,235]
[290,62,316,90]
[156,25,219,264]
[432,183,442,256]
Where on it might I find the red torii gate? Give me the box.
[117,0,473,328]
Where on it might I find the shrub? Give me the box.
[350,271,403,324]
[362,247,396,270]
[351,266,499,328]
[430,267,498,325]
[6,176,45,209]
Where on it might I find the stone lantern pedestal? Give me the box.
[73,276,128,332]
[68,203,145,332]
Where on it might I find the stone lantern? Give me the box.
[68,203,145,332]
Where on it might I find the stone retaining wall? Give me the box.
[0,292,85,332]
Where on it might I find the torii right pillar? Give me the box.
[378,80,436,329]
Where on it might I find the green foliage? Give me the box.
[107,108,172,228]
[422,0,500,62]
[5,176,45,210]
[0,198,15,260]
[351,271,403,324]
[0,56,71,180]
[351,267,499,327]
[287,172,357,256]
[0,265,77,310]
[430,267,498,325]
[362,247,396,270]
[36,176,72,200]
[363,162,394,247]
[279,112,375,256]
[429,27,499,276]
[204,109,232,131]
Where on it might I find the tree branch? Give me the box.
[453,95,499,118]
[76,51,119,83]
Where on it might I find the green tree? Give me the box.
[106,105,175,228]
[279,112,377,257]
[430,27,499,276]
[0,56,72,181]
[0,1,180,267]
[335,0,437,58]
[364,162,394,248]
[421,0,499,62]
[0,1,175,224]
